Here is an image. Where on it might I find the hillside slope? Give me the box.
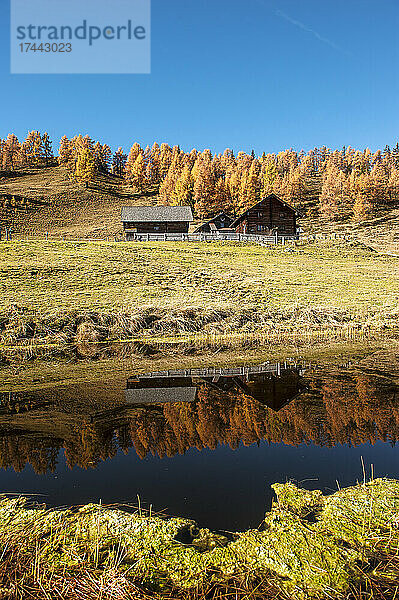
[1,166,398,251]
[0,166,157,239]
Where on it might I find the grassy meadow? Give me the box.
[0,238,398,347]
[1,238,398,311]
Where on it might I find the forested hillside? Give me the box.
[1,131,398,247]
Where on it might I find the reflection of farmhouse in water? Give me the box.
[0,357,399,473]
[126,363,306,412]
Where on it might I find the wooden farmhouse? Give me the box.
[193,211,234,233]
[231,194,299,236]
[121,206,193,240]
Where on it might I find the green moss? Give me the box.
[1,479,399,599]
[272,482,324,517]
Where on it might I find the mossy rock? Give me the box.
[272,482,324,517]
[1,479,399,599]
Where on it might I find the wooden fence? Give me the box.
[125,231,298,245]
[3,231,356,245]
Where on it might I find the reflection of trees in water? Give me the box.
[0,372,397,474]
[64,423,119,470]
[0,436,60,474]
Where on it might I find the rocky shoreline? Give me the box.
[1,479,399,599]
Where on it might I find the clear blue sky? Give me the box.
[0,0,398,155]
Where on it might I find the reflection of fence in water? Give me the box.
[128,361,305,381]
[0,391,50,414]
[0,364,398,472]
[126,362,306,409]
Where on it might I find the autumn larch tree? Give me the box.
[125,142,143,183]
[193,150,216,218]
[75,148,96,188]
[22,131,43,167]
[388,168,399,203]
[261,160,279,197]
[145,142,161,184]
[173,165,194,207]
[2,134,21,170]
[225,169,241,216]
[58,136,75,176]
[129,153,146,192]
[352,174,372,222]
[319,165,347,220]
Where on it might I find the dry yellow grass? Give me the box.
[1,238,398,316]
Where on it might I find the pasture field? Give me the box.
[0,238,398,358]
[1,238,398,314]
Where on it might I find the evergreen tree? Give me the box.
[42,132,53,167]
[101,144,112,172]
[112,147,127,176]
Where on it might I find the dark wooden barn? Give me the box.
[231,194,299,236]
[193,211,234,233]
[121,206,193,240]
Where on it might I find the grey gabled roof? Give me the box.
[121,205,193,223]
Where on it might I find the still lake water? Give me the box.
[1,354,399,531]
